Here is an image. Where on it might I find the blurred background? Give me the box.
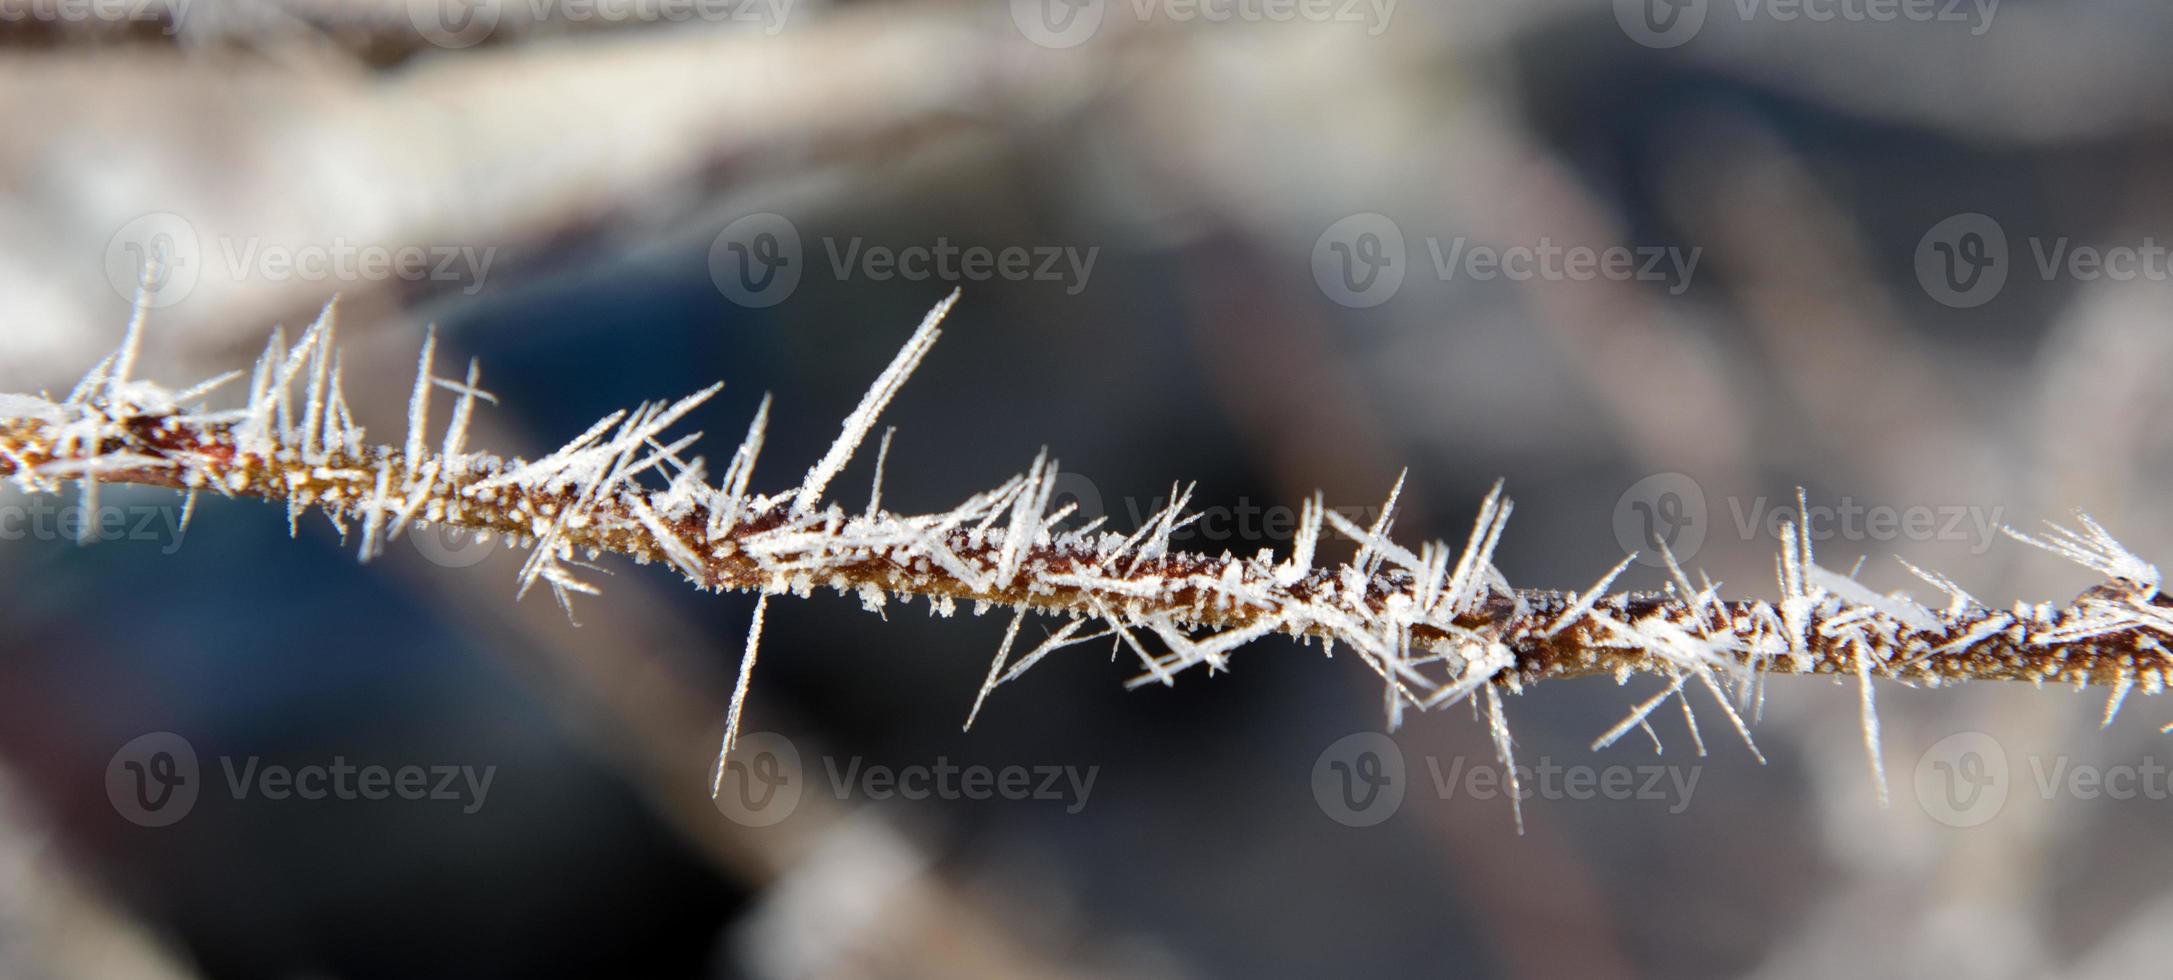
[4,0,2173,976]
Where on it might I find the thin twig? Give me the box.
[4,293,2169,830]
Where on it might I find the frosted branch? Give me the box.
[5,295,2171,828]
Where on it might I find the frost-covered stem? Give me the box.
[1,410,2166,694]
[6,293,2170,830]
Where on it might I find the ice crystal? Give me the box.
[4,290,2170,831]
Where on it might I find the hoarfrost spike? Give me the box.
[713,593,770,797]
[793,288,958,515]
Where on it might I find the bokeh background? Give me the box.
[5,1,2173,977]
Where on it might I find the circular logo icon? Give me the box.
[104,212,200,309]
[107,731,200,827]
[712,731,804,827]
[1312,731,1405,827]
[1913,731,2009,828]
[408,0,501,48]
[1011,0,1104,48]
[1613,472,1707,568]
[1614,0,1707,48]
[410,522,498,568]
[709,212,804,309]
[1915,213,2008,309]
[1046,471,1105,529]
[1312,213,1407,309]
